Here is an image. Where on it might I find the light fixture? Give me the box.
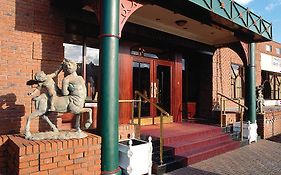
[175,20,187,26]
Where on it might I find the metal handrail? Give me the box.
[85,99,141,125]
[135,91,170,116]
[85,99,141,103]
[119,99,142,124]
[217,93,248,141]
[135,90,170,165]
[217,93,248,110]
[86,94,169,164]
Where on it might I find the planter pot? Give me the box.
[119,137,152,175]
[233,121,258,143]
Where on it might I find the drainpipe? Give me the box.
[99,0,121,174]
[246,42,258,143]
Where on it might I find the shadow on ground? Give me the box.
[267,134,281,143]
[165,167,220,175]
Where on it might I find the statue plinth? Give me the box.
[26,130,88,140]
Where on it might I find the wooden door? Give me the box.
[132,57,173,120]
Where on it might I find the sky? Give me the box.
[235,0,281,43]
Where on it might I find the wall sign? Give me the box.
[261,53,281,73]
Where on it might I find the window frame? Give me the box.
[262,71,281,100]
[63,38,100,100]
[265,44,272,52]
[230,63,245,99]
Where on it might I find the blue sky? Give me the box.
[235,0,281,43]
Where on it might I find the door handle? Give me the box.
[150,82,154,98]
[154,82,158,98]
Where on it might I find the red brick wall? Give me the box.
[0,0,64,135]
[119,124,140,141]
[212,47,244,108]
[5,134,101,175]
[0,135,9,175]
[258,111,281,139]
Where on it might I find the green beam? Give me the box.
[246,43,256,123]
[99,0,121,174]
[187,0,272,40]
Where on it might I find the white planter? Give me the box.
[119,137,153,175]
[233,121,258,144]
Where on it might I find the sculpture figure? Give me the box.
[25,59,92,139]
[28,69,62,111]
[256,85,265,114]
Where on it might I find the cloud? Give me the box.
[265,0,281,11]
[235,0,254,5]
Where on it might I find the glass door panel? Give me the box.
[133,61,151,117]
[156,64,171,115]
[132,58,173,120]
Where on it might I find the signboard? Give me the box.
[261,53,281,73]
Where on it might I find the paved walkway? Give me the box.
[166,139,281,175]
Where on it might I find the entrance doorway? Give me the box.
[132,57,173,123]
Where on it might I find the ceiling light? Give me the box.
[175,20,187,26]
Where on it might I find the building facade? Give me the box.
[0,0,276,174]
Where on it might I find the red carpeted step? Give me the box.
[141,123,241,173]
[166,133,232,155]
[162,128,223,145]
[178,140,240,165]
[141,123,223,145]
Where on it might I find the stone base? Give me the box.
[2,133,101,175]
[26,130,88,140]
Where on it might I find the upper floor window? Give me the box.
[276,48,281,55]
[231,64,244,99]
[265,44,272,52]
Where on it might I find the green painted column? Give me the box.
[99,0,121,174]
[246,43,256,123]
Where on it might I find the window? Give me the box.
[63,42,99,100]
[276,48,281,55]
[130,47,158,59]
[231,64,244,99]
[265,44,272,52]
[262,71,281,100]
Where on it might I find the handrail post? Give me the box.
[160,113,163,165]
[134,90,170,165]
[220,97,223,128]
[223,99,226,115]
[138,96,141,126]
[131,101,135,124]
[240,108,244,141]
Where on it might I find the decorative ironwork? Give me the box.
[188,0,272,40]
[119,0,143,36]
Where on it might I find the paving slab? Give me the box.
[166,139,281,175]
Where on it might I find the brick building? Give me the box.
[0,0,278,174]
[212,41,281,139]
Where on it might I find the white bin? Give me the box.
[119,137,153,175]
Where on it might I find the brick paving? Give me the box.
[166,139,281,175]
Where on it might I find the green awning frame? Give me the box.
[187,0,272,40]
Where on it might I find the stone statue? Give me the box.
[28,69,61,111]
[25,59,92,140]
[256,85,265,114]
